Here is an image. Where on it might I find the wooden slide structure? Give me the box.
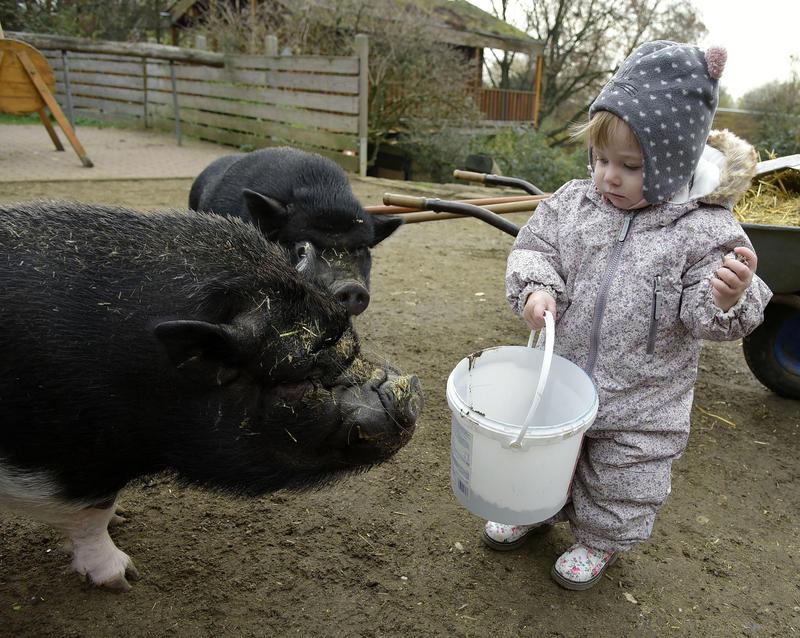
[0,25,93,167]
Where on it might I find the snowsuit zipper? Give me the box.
[585,213,635,376]
[646,274,663,358]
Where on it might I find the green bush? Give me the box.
[395,126,589,190]
[395,124,473,183]
[754,118,800,158]
[472,128,589,192]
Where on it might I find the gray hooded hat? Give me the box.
[590,40,727,204]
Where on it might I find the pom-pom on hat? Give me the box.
[589,40,725,204]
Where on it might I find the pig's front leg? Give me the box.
[60,498,139,592]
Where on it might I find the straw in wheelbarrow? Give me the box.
[735,168,800,227]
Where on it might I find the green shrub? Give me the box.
[472,128,589,192]
[754,119,800,158]
[395,124,473,183]
[395,126,589,190]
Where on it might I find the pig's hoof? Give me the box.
[108,513,127,527]
[89,560,139,593]
[99,573,133,593]
[73,543,139,592]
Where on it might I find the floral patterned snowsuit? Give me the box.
[505,132,772,552]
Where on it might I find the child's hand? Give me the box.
[711,246,757,312]
[522,290,556,330]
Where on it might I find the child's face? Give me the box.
[592,122,647,210]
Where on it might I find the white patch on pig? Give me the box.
[0,463,135,588]
[0,459,94,517]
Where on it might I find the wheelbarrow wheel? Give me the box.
[742,303,800,399]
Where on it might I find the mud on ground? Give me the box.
[0,176,798,637]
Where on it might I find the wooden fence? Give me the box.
[7,32,368,175]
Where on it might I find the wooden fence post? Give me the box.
[355,33,368,178]
[169,60,182,146]
[265,35,277,56]
[142,56,148,128]
[532,53,543,130]
[60,49,75,127]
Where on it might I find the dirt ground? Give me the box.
[0,128,799,637]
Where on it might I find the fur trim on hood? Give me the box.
[701,129,758,209]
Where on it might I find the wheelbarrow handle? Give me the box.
[383,194,520,237]
[453,169,545,196]
[382,194,426,209]
[453,170,487,183]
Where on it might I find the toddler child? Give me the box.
[483,40,772,590]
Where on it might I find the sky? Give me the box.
[468,0,799,101]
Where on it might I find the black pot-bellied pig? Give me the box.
[188,146,403,316]
[0,201,422,591]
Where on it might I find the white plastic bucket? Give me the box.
[446,312,598,525]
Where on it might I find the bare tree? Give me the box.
[483,0,706,140]
[482,0,519,89]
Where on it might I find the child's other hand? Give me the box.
[711,246,757,312]
[522,290,556,330]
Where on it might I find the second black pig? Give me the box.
[189,146,403,315]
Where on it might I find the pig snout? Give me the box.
[335,371,422,462]
[376,373,423,429]
[331,279,370,316]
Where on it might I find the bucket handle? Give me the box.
[511,310,554,448]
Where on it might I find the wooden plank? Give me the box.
[46,50,143,65]
[10,31,225,66]
[38,107,65,150]
[228,54,359,75]
[61,83,145,104]
[48,57,149,76]
[146,90,358,134]
[71,106,142,125]
[146,62,358,94]
[149,117,359,172]
[156,106,358,153]
[146,75,358,114]
[69,95,147,118]
[262,71,358,94]
[147,62,244,83]
[52,69,145,91]
[16,48,93,166]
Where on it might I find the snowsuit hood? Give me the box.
[697,129,759,209]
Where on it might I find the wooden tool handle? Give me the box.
[383,193,427,208]
[452,169,486,183]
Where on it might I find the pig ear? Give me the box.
[243,188,289,239]
[154,320,248,387]
[370,214,404,246]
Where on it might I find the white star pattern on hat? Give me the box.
[588,40,724,203]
